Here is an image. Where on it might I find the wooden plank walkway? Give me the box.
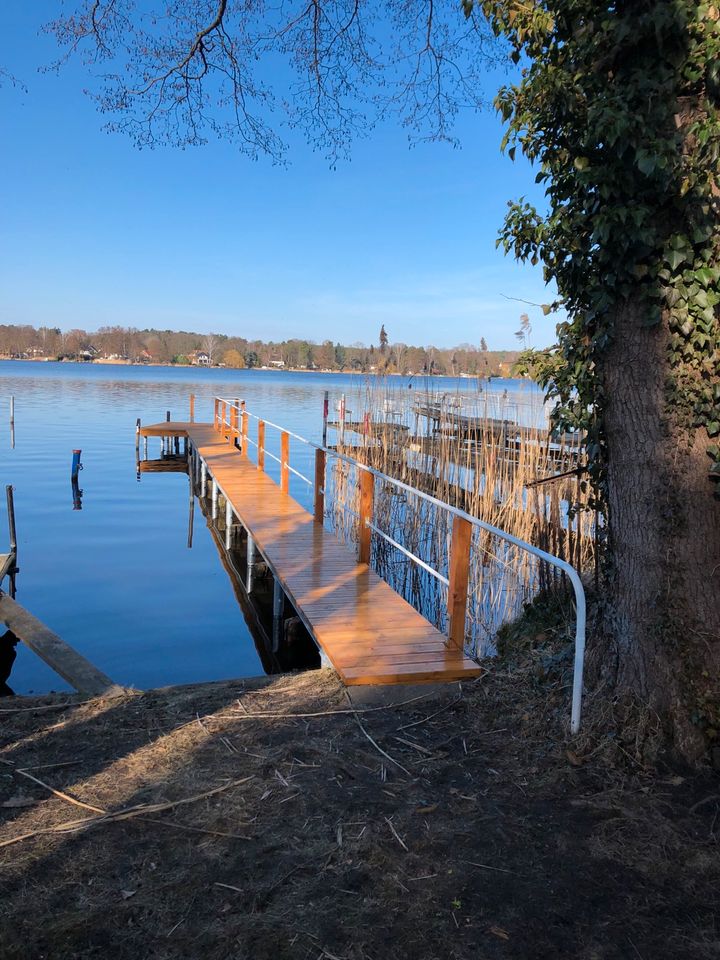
[142,421,482,685]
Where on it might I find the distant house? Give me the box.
[190,350,211,366]
[269,358,285,368]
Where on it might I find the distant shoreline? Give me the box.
[0,356,522,381]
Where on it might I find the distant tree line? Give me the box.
[0,323,520,377]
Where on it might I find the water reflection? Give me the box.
[0,361,544,694]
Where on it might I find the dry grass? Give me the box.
[325,382,596,656]
[0,667,717,960]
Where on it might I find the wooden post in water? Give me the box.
[447,516,472,650]
[314,448,326,524]
[189,394,195,422]
[280,431,290,494]
[358,469,374,564]
[212,479,218,520]
[135,418,141,458]
[258,420,265,471]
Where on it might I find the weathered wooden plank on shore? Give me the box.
[0,594,124,696]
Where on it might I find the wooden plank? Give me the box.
[0,553,14,581]
[358,469,373,564]
[0,594,123,696]
[179,420,482,687]
[448,515,472,650]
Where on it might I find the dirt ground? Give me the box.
[0,667,718,960]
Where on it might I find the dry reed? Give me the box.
[324,379,596,656]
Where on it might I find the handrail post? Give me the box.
[241,411,249,455]
[221,400,228,438]
[448,516,472,649]
[358,469,374,564]
[280,431,290,493]
[189,394,195,423]
[314,448,326,524]
[258,420,265,471]
[213,398,219,431]
[230,402,238,442]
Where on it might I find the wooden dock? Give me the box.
[140,419,481,686]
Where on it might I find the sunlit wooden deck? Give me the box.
[140,420,482,685]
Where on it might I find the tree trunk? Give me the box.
[600,299,720,761]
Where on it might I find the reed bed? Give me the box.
[324,381,596,656]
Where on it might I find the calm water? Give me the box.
[0,361,542,694]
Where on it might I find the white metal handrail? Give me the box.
[213,396,587,734]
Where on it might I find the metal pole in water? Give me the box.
[225,499,232,550]
[322,390,329,448]
[5,485,17,599]
[247,535,256,593]
[9,396,15,448]
[71,450,82,481]
[272,579,283,653]
[187,474,195,549]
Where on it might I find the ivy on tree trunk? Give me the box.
[469,0,720,760]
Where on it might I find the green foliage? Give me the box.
[467,0,720,497]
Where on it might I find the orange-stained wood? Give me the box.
[141,419,482,686]
[280,431,290,494]
[241,411,249,454]
[358,469,374,564]
[314,448,326,524]
[258,420,265,471]
[448,515,472,650]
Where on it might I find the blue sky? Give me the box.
[0,3,557,350]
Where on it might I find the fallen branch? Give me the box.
[0,775,254,849]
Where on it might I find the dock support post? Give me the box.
[212,479,218,520]
[225,499,232,550]
[258,421,265,471]
[189,394,195,422]
[448,516,472,650]
[143,436,148,459]
[358,469,374,564]
[314,449,326,524]
[280,431,289,494]
[135,418,141,458]
[246,535,256,593]
[272,579,283,653]
[201,461,207,498]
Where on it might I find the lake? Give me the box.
[0,361,544,694]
